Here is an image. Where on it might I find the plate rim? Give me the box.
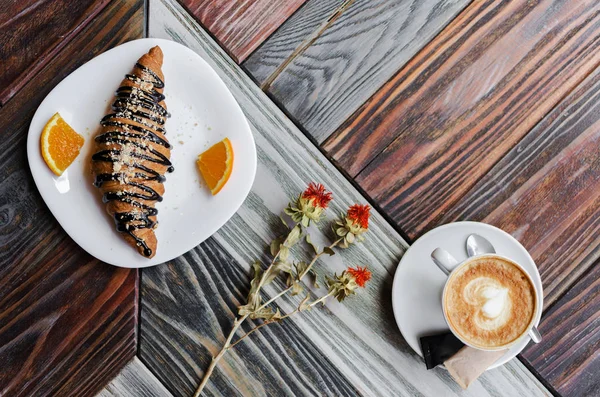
[26,38,256,268]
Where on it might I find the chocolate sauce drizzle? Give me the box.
[92,62,172,257]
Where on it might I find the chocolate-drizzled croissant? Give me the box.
[91,46,172,258]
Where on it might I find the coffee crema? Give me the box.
[443,256,536,349]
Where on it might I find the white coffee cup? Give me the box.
[431,250,541,351]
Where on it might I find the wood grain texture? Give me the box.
[439,66,600,309]
[242,0,344,85]
[177,0,307,63]
[324,0,600,238]
[97,358,173,397]
[245,0,470,143]
[0,0,110,105]
[522,261,600,396]
[142,1,550,396]
[0,0,143,396]
[140,239,360,397]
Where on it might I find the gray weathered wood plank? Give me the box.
[96,357,173,397]
[140,238,362,396]
[244,0,471,143]
[242,0,342,85]
[142,0,550,395]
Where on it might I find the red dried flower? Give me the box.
[347,266,372,288]
[347,204,370,229]
[302,183,333,209]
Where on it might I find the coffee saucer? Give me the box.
[391,221,543,369]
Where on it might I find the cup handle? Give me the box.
[431,248,460,276]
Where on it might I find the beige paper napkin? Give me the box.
[444,346,508,389]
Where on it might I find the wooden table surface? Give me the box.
[1,0,598,396]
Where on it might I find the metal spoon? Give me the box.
[466,234,496,256]
[466,234,542,343]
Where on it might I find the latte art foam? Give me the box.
[463,278,511,331]
[444,256,536,349]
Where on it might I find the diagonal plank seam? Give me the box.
[238,84,417,246]
[259,0,356,91]
[325,152,416,245]
[138,1,552,395]
[319,0,502,166]
[175,0,308,63]
[341,2,600,235]
[0,0,112,107]
[381,9,600,229]
[135,269,142,355]
[144,0,150,38]
[238,10,417,245]
[0,2,44,30]
[137,240,363,397]
[169,2,241,64]
[324,1,600,183]
[315,0,600,251]
[244,76,417,246]
[137,353,182,397]
[539,255,600,322]
[516,356,561,397]
[437,62,600,309]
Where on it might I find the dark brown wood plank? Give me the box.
[323,0,600,234]
[522,262,600,396]
[245,0,471,143]
[178,0,307,63]
[438,66,600,309]
[0,0,143,395]
[0,0,111,105]
[438,63,600,393]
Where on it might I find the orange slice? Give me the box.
[40,112,84,176]
[197,137,234,195]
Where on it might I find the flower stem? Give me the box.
[307,292,333,308]
[194,314,248,397]
[302,238,341,278]
[229,310,299,349]
[253,239,341,314]
[194,238,341,396]
[230,291,335,349]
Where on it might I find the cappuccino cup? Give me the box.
[431,250,540,351]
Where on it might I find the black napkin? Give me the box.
[420,332,464,369]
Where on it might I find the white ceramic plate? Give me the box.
[27,38,256,268]
[391,221,543,369]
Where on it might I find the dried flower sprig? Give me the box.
[335,204,371,247]
[194,183,371,396]
[326,266,372,302]
[285,182,332,226]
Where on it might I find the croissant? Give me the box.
[91,46,173,258]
